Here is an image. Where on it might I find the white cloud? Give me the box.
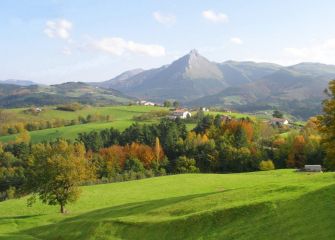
[284,38,335,64]
[62,47,72,55]
[92,37,166,57]
[153,11,176,26]
[202,10,228,23]
[230,37,243,45]
[44,19,73,40]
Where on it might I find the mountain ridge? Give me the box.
[0,82,133,108]
[91,50,335,118]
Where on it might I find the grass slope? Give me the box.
[0,170,334,239]
[0,106,165,143]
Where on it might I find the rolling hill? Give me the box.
[0,170,334,239]
[0,105,168,143]
[0,82,134,108]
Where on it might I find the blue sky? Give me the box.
[1,0,335,84]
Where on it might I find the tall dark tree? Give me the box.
[272,110,284,118]
[173,101,180,108]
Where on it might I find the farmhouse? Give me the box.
[270,118,289,126]
[169,109,192,119]
[137,100,156,106]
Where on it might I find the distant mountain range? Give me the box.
[0,79,38,86]
[2,50,335,118]
[0,82,133,108]
[93,50,335,118]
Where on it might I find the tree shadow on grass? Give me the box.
[0,214,44,220]
[1,191,222,240]
[8,184,335,240]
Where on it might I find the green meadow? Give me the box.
[0,170,334,240]
[0,106,164,143]
[7,105,165,121]
[0,105,201,143]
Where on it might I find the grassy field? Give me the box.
[0,170,334,239]
[0,105,198,143]
[5,105,166,121]
[0,106,165,143]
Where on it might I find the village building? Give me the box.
[169,109,192,119]
[136,100,156,106]
[269,118,289,127]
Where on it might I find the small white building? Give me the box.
[201,107,209,112]
[137,100,156,106]
[270,118,289,126]
[304,165,322,172]
[144,101,155,106]
[169,109,192,119]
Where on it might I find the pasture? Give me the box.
[0,170,334,239]
[0,105,164,143]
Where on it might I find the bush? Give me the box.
[259,160,275,171]
[175,156,199,173]
[133,110,169,121]
[6,186,16,199]
[56,103,84,112]
[124,157,145,173]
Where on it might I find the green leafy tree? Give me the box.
[0,148,25,200]
[175,156,199,173]
[163,100,172,108]
[124,157,145,172]
[318,80,335,170]
[27,140,94,213]
[234,126,248,148]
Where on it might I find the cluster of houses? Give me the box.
[137,99,291,127]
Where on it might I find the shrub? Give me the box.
[175,156,199,173]
[259,160,275,171]
[56,103,84,112]
[133,110,169,121]
[6,186,16,199]
[124,157,145,173]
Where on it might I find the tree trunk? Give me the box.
[60,204,65,214]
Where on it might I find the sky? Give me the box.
[1,0,335,84]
